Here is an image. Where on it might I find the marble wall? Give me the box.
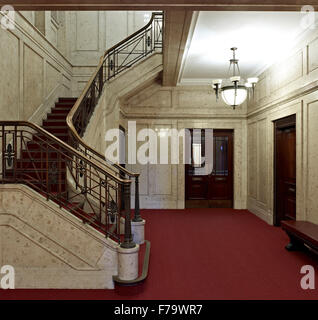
[247,27,318,225]
[67,11,152,96]
[124,118,247,210]
[0,10,152,123]
[0,184,118,288]
[122,83,247,209]
[0,11,73,125]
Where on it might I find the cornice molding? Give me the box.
[247,80,318,119]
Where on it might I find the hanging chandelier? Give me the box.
[212,47,258,109]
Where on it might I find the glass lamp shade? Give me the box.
[221,85,247,107]
[230,76,241,82]
[247,77,259,84]
[212,79,222,85]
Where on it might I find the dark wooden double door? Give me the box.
[185,129,233,208]
[274,115,296,225]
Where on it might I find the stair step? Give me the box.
[58,97,78,103]
[14,170,67,180]
[14,167,66,174]
[42,126,68,129]
[42,126,68,134]
[13,172,67,183]
[51,108,71,114]
[43,119,67,126]
[47,114,68,120]
[16,159,67,170]
[27,141,64,150]
[54,102,75,109]
[21,150,68,160]
[33,133,68,143]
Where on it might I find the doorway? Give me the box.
[185,129,234,208]
[274,115,296,226]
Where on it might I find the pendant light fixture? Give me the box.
[212,47,258,109]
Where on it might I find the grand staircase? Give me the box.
[0,12,163,250]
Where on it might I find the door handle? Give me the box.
[215,177,226,181]
[192,177,203,181]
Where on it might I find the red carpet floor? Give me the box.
[1,209,318,300]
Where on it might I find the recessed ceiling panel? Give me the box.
[180,11,317,84]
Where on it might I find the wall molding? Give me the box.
[248,80,318,119]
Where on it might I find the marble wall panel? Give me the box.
[0,28,20,120]
[23,44,44,119]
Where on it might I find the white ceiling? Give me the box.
[179,11,317,84]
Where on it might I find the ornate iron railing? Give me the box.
[0,13,163,250]
[67,12,163,224]
[0,121,135,248]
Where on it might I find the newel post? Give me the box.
[121,182,136,248]
[98,65,103,97]
[133,175,142,222]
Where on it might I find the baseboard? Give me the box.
[247,197,272,225]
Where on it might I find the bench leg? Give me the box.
[285,233,305,251]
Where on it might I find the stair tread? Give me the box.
[34,133,68,137]
[55,102,75,106]
[43,126,68,129]
[51,109,70,113]
[52,107,72,111]
[47,114,68,119]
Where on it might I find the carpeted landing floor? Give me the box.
[1,209,318,300]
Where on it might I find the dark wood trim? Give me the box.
[281,220,318,255]
[274,114,296,130]
[273,114,296,226]
[4,0,317,11]
[185,128,234,208]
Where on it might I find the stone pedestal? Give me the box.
[131,219,146,244]
[117,244,139,281]
[120,217,146,244]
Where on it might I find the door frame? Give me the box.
[273,114,296,226]
[184,128,234,208]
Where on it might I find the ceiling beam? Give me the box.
[2,0,317,11]
[162,10,193,87]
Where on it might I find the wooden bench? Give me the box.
[281,220,318,254]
